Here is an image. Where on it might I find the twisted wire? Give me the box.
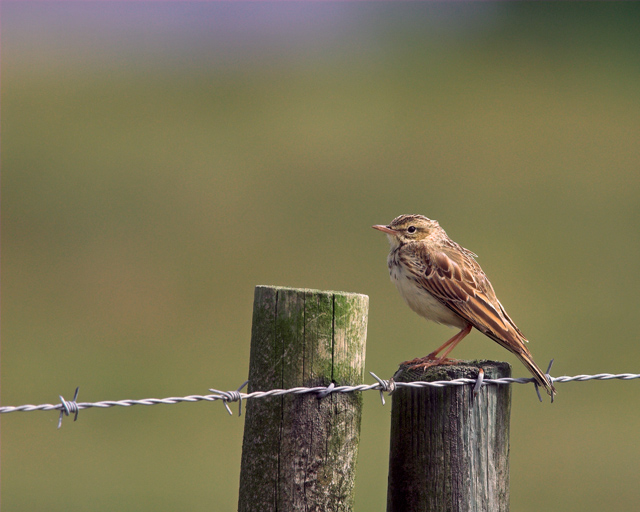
[1,372,638,427]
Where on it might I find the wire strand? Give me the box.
[1,371,638,427]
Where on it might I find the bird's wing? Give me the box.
[410,242,527,347]
[405,240,556,397]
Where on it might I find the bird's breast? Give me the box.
[388,251,466,329]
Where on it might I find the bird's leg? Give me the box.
[433,324,472,363]
[400,336,457,366]
[402,324,472,370]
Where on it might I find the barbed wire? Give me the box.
[2,368,639,428]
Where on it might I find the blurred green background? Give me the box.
[2,2,640,511]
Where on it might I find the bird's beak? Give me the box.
[372,224,398,235]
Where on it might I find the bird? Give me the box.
[373,214,556,397]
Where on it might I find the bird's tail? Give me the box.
[515,349,556,398]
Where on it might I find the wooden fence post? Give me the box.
[387,361,511,512]
[238,286,369,512]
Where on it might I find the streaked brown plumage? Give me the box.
[373,214,556,397]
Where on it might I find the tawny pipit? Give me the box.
[373,214,556,397]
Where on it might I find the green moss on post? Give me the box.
[387,360,512,512]
[238,286,369,512]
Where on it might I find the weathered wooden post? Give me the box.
[387,361,511,512]
[238,286,369,512]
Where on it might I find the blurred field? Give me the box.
[2,3,640,511]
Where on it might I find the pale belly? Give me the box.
[390,266,467,329]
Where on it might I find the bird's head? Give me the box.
[372,214,441,248]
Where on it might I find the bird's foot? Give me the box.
[403,355,461,371]
[400,350,440,367]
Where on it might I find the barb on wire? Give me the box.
[316,382,335,398]
[209,381,249,416]
[58,387,80,429]
[533,360,556,403]
[369,372,395,405]
[473,369,485,397]
[1,371,639,428]
[546,359,555,404]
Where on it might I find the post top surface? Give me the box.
[255,285,369,301]
[393,359,511,383]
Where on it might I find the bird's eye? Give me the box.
[407,226,417,234]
